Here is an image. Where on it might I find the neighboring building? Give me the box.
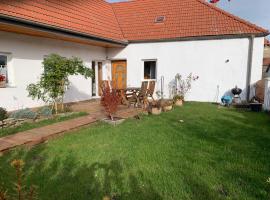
[263,39,270,78]
[0,0,269,111]
[264,39,270,57]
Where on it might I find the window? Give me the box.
[144,61,156,80]
[155,16,166,23]
[0,55,8,83]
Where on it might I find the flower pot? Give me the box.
[175,99,183,106]
[163,105,173,112]
[102,117,125,126]
[151,107,162,115]
[0,81,6,88]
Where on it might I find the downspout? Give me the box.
[246,35,255,101]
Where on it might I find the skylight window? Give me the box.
[155,16,165,23]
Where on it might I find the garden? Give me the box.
[0,103,270,200]
[1,54,270,200]
[0,54,92,137]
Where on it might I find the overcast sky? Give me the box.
[108,0,270,38]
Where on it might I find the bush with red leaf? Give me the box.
[0,74,6,82]
[101,86,121,121]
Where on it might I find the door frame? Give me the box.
[91,60,105,97]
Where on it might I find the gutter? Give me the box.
[128,33,269,44]
[246,35,255,101]
[0,14,128,46]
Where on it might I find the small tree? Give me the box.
[101,86,121,120]
[0,159,37,200]
[27,54,93,114]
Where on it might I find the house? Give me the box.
[263,39,270,78]
[264,39,270,57]
[0,0,269,111]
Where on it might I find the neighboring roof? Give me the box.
[111,0,269,42]
[0,0,126,43]
[0,0,269,44]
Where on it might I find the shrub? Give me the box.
[101,86,121,120]
[173,95,184,103]
[10,108,37,120]
[0,107,8,121]
[174,73,199,101]
[37,106,53,118]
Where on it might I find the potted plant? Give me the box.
[173,95,184,106]
[148,100,162,115]
[160,99,174,111]
[0,74,6,88]
[173,73,199,105]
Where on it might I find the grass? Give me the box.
[0,112,87,138]
[0,102,270,200]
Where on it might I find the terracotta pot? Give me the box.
[151,107,162,115]
[163,105,173,112]
[175,99,183,106]
[0,81,6,88]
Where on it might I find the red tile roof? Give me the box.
[0,0,126,43]
[0,0,269,43]
[111,0,269,41]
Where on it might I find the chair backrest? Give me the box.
[139,81,149,96]
[100,80,112,95]
[147,81,156,96]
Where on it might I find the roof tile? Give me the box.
[111,0,268,41]
[0,0,268,43]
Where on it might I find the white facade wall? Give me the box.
[108,37,264,102]
[0,31,106,111]
[0,30,264,111]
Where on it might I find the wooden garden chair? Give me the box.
[147,80,156,101]
[127,81,148,108]
[136,81,149,108]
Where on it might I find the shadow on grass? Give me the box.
[0,146,162,200]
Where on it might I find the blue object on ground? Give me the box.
[221,95,233,106]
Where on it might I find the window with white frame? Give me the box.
[0,54,8,83]
[144,60,156,80]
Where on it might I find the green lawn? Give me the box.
[0,112,87,138]
[0,103,270,200]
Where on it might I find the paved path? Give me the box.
[0,104,142,154]
[0,116,97,153]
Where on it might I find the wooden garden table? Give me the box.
[113,87,141,106]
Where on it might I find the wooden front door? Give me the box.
[98,62,103,96]
[111,60,127,89]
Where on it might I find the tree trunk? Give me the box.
[110,114,114,121]
[54,101,58,114]
[61,80,65,113]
